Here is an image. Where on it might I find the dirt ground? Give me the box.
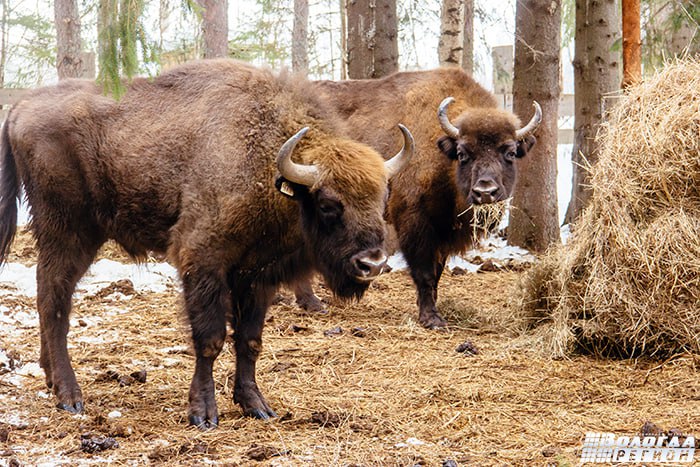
[1,230,699,466]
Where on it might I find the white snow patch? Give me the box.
[107,410,122,419]
[0,348,11,370]
[394,437,428,448]
[405,437,427,446]
[388,235,536,274]
[0,263,37,296]
[76,259,179,295]
[0,259,180,299]
[158,345,189,355]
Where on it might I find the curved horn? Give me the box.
[515,101,542,140]
[438,96,460,138]
[276,127,319,187]
[384,124,415,178]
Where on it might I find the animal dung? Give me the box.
[518,59,700,358]
[80,434,119,453]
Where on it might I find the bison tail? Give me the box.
[0,118,18,266]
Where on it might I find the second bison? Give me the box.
[294,67,540,328]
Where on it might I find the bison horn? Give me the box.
[515,101,542,140]
[438,97,460,139]
[277,127,319,187]
[384,124,415,178]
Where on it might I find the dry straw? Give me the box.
[518,59,700,358]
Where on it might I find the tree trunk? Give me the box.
[509,0,561,253]
[54,0,82,79]
[346,0,398,79]
[292,0,309,76]
[564,0,620,224]
[659,0,697,57]
[438,0,462,67]
[197,0,228,58]
[340,0,348,79]
[0,0,8,86]
[621,0,641,88]
[461,0,474,75]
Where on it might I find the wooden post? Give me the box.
[621,0,641,88]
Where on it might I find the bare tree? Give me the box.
[340,0,348,79]
[438,0,461,66]
[346,0,398,78]
[0,0,8,86]
[565,0,621,223]
[55,0,82,79]
[509,0,561,253]
[622,0,641,88]
[197,0,228,58]
[292,0,309,75]
[461,0,474,74]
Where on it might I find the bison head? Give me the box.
[276,125,414,299]
[436,97,541,205]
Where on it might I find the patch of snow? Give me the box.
[405,437,427,446]
[0,309,39,328]
[462,236,536,264]
[0,412,28,427]
[445,256,480,273]
[72,330,122,345]
[0,348,10,369]
[0,259,180,299]
[560,224,571,244]
[15,362,43,378]
[161,357,182,368]
[107,410,122,419]
[158,345,189,354]
[0,263,37,296]
[77,259,179,295]
[386,252,407,271]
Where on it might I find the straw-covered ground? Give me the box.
[1,231,699,466]
[519,60,700,359]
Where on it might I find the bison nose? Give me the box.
[472,180,499,204]
[351,249,388,282]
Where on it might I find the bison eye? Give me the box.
[318,199,343,223]
[457,149,471,165]
[504,151,517,162]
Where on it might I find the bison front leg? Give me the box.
[408,256,448,329]
[183,270,229,430]
[231,283,277,419]
[292,278,326,313]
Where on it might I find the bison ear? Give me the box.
[437,136,458,160]
[516,135,537,158]
[275,176,307,199]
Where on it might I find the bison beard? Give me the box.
[0,59,414,429]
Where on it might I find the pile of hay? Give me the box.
[519,60,700,358]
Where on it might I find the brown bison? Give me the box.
[293,68,540,328]
[0,59,414,429]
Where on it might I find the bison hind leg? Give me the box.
[35,227,105,413]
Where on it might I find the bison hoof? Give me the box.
[245,408,278,420]
[188,414,219,430]
[56,401,84,414]
[419,313,448,330]
[296,295,327,314]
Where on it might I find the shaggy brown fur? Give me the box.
[296,68,537,328]
[0,59,398,429]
